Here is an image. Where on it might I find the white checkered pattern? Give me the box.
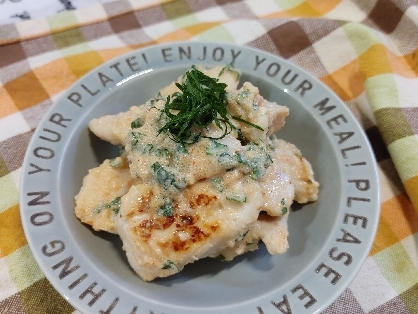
[349,257,398,312]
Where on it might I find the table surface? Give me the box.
[1,0,418,313]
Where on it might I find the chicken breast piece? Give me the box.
[74,156,138,233]
[199,64,240,91]
[272,139,319,203]
[251,212,289,255]
[159,65,240,97]
[89,105,149,146]
[212,212,289,261]
[259,160,294,217]
[126,100,245,186]
[117,170,262,281]
[212,138,318,261]
[89,65,240,146]
[227,82,289,142]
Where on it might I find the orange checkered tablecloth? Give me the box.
[1,0,418,313]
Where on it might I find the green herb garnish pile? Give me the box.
[158,67,263,145]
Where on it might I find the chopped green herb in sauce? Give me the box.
[157,199,174,217]
[94,196,121,215]
[175,143,188,154]
[117,145,125,155]
[252,101,259,111]
[110,197,122,214]
[218,63,241,81]
[237,89,251,103]
[151,162,186,190]
[235,142,273,180]
[218,152,236,168]
[155,147,171,159]
[210,178,224,192]
[281,198,288,215]
[140,143,153,154]
[162,260,179,271]
[129,131,144,148]
[130,117,142,129]
[236,230,249,242]
[109,157,122,168]
[206,139,227,156]
[214,254,226,261]
[226,194,246,203]
[206,139,237,169]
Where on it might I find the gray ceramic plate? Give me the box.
[20,42,380,314]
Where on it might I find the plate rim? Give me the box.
[19,41,380,314]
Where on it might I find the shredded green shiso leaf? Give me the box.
[158,67,263,145]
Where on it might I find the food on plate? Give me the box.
[74,65,319,281]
